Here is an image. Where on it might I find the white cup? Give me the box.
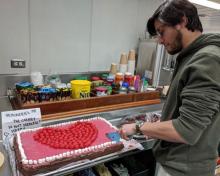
[31,72,43,86]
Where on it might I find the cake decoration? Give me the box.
[106,132,121,142]
[33,121,98,149]
[13,117,124,176]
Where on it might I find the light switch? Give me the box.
[11,59,25,68]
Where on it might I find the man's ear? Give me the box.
[176,16,187,30]
[176,24,181,30]
[181,16,188,27]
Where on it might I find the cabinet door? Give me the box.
[29,0,91,74]
[0,0,29,74]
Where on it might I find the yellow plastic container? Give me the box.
[70,80,91,99]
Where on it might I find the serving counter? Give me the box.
[0,96,163,176]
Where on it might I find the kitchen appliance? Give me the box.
[136,38,176,87]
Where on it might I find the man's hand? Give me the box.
[119,123,136,140]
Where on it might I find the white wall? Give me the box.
[0,0,164,75]
[0,0,29,74]
[29,0,92,73]
[89,0,139,71]
[202,18,220,33]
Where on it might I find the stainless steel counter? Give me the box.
[0,96,13,129]
[0,143,11,176]
[0,139,156,176]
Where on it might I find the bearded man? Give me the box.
[120,0,220,176]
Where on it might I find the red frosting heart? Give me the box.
[33,121,98,149]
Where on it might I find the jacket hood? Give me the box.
[177,33,220,60]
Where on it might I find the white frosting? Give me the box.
[28,160,33,164]
[38,159,44,164]
[52,156,56,161]
[22,159,28,164]
[45,157,50,162]
[55,155,59,160]
[66,151,70,156]
[17,117,120,165]
[17,133,26,160]
[75,150,79,155]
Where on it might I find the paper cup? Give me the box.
[128,49,135,60]
[120,53,128,64]
[110,63,117,74]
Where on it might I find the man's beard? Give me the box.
[167,30,183,55]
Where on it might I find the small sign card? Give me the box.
[1,108,41,143]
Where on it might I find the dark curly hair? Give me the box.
[147,0,203,36]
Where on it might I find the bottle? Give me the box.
[95,87,107,96]
[134,75,140,92]
[119,86,127,94]
[115,72,124,85]
[140,77,148,92]
[124,72,133,86]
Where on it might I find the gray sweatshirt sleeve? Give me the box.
[172,53,220,145]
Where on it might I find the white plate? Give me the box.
[0,152,4,168]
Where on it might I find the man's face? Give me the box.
[154,20,183,55]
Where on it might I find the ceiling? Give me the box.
[194,1,220,31]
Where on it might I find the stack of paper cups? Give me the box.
[119,53,128,74]
[31,72,43,86]
[110,63,117,75]
[128,49,136,75]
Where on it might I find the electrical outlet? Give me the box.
[11,59,25,68]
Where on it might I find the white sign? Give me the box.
[1,108,41,143]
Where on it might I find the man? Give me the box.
[120,0,220,176]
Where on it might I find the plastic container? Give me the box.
[91,76,101,81]
[106,74,115,85]
[122,82,129,88]
[74,75,88,80]
[124,72,133,86]
[31,72,44,86]
[119,86,127,94]
[101,74,109,81]
[91,80,104,89]
[70,80,91,99]
[115,72,124,85]
[45,73,61,87]
[95,87,107,96]
[106,86,112,95]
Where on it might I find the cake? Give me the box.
[13,117,124,176]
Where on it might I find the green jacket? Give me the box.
[153,34,220,176]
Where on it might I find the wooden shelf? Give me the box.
[10,91,160,120]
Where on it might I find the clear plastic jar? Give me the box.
[115,72,124,85]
